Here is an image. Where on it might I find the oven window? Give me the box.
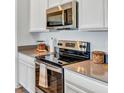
[35,64,63,93]
[47,11,63,26]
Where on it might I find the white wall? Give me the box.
[39,31,108,53]
[17,0,40,46]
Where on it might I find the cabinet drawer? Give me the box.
[65,82,94,93]
[64,69,108,93]
[18,53,35,66]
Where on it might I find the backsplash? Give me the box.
[39,31,108,52]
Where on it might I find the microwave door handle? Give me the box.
[62,10,64,26]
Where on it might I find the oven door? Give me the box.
[35,62,64,93]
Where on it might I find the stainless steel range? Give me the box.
[35,40,90,93]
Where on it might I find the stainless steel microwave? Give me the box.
[46,0,77,30]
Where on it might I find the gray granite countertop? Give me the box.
[18,45,48,57]
[64,60,108,83]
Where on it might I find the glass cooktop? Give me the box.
[36,53,88,67]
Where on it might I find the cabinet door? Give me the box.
[19,60,28,88]
[30,0,47,32]
[65,83,88,93]
[61,0,72,4]
[47,0,61,8]
[27,64,35,93]
[104,0,108,28]
[79,0,104,29]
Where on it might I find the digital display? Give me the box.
[65,43,75,47]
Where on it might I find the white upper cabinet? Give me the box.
[47,0,74,8]
[104,0,108,28]
[47,0,62,8]
[61,0,74,4]
[78,0,108,30]
[30,0,47,32]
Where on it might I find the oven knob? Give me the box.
[79,45,83,48]
[58,43,63,46]
[58,62,62,64]
[79,45,86,48]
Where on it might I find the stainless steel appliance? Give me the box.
[35,40,90,93]
[46,0,77,30]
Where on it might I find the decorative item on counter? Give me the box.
[36,40,48,56]
[49,37,55,53]
[92,51,105,64]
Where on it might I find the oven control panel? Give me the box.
[56,40,90,52]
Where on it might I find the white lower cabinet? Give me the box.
[30,0,47,32]
[64,69,108,93]
[27,64,35,93]
[19,60,28,88]
[18,53,35,93]
[65,82,90,93]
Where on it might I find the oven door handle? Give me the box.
[47,65,62,73]
[35,60,62,73]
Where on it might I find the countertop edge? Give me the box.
[64,67,108,84]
